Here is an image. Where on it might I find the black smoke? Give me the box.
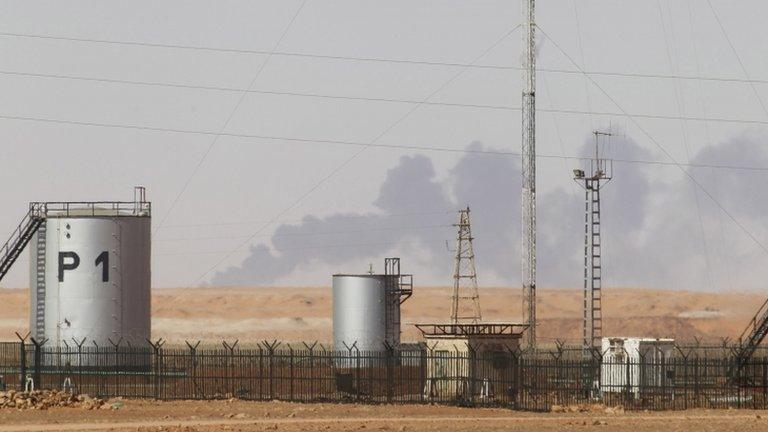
[212,133,768,291]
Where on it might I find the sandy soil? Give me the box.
[0,399,766,432]
[0,286,763,345]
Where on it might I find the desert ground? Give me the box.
[1,286,767,431]
[0,399,767,432]
[0,286,764,344]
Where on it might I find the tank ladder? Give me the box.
[0,204,46,283]
[384,258,413,347]
[34,221,47,339]
[588,184,603,350]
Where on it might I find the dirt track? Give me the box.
[1,400,767,432]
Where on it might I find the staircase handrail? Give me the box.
[0,207,40,263]
[737,296,768,349]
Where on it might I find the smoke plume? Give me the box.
[212,132,768,291]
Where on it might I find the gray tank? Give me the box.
[333,275,398,352]
[29,188,151,350]
[332,259,413,354]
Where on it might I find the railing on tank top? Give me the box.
[29,201,151,218]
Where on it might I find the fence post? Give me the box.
[419,345,428,403]
[72,338,85,396]
[289,346,294,401]
[674,345,689,410]
[507,347,517,409]
[92,341,103,396]
[258,346,263,400]
[302,341,318,402]
[15,332,29,391]
[453,345,463,404]
[467,343,477,406]
[694,356,700,404]
[516,347,524,410]
[763,360,768,403]
[29,337,47,391]
[624,349,632,406]
[262,340,280,400]
[355,345,361,402]
[108,338,123,397]
[660,353,667,409]
[185,340,201,399]
[593,347,605,403]
[384,342,394,403]
[222,340,239,398]
[147,338,165,400]
[319,344,328,401]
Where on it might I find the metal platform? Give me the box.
[31,201,151,218]
[414,323,528,339]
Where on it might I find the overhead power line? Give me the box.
[156,239,447,257]
[538,25,768,258]
[2,31,768,85]
[5,100,768,127]
[154,223,451,242]
[152,0,309,236]
[0,68,518,111]
[189,24,523,286]
[2,112,768,173]
[3,68,768,126]
[705,0,768,120]
[159,210,455,229]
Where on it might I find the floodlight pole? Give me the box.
[574,131,613,351]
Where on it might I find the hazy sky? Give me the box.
[1,0,767,292]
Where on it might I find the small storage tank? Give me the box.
[333,258,412,353]
[29,187,151,350]
[333,274,398,352]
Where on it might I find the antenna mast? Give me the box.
[573,131,613,351]
[450,207,482,324]
[521,0,537,349]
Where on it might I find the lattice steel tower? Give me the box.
[451,207,482,324]
[573,131,613,350]
[521,0,537,349]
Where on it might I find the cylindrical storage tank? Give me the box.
[332,274,400,354]
[29,201,151,367]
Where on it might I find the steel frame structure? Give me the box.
[521,0,537,350]
[574,131,613,351]
[450,207,482,324]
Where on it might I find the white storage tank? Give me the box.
[29,187,151,349]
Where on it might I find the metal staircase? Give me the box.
[732,297,768,376]
[0,204,46,283]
